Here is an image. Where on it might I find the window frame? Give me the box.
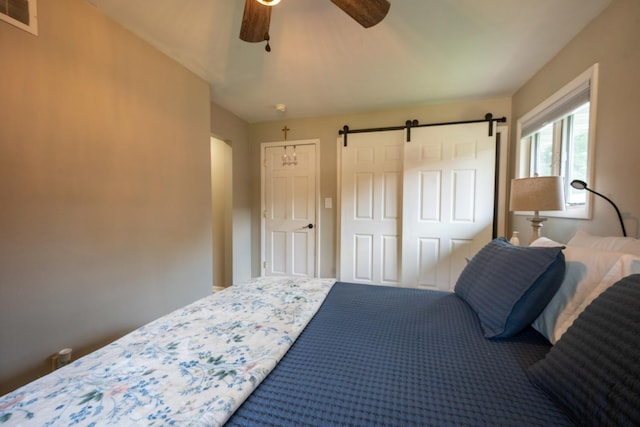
[515,64,599,219]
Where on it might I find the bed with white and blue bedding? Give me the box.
[2,232,640,426]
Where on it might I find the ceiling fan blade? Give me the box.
[330,0,390,28]
[239,0,272,43]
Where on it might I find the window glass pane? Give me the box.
[566,102,590,205]
[531,123,554,176]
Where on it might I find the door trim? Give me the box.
[260,139,321,277]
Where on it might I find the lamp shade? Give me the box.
[509,176,565,212]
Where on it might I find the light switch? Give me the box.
[324,198,332,209]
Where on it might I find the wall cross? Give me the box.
[282,125,290,141]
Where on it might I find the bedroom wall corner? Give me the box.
[0,0,212,395]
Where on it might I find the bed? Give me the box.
[2,231,640,426]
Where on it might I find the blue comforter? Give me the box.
[228,282,573,426]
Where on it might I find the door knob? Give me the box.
[305,223,314,229]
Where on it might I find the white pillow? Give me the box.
[530,242,640,344]
[568,229,640,256]
[529,237,565,248]
[557,253,640,339]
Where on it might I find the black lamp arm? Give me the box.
[584,187,627,237]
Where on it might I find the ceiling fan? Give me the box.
[239,0,391,51]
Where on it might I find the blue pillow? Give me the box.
[527,274,640,426]
[454,237,565,338]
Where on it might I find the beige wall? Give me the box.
[0,0,212,395]
[250,98,512,278]
[511,0,640,243]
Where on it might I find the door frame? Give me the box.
[260,139,321,277]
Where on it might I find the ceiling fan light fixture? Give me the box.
[256,0,281,6]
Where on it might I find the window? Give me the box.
[516,64,598,219]
[1,0,38,35]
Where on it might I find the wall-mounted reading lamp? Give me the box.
[570,179,627,237]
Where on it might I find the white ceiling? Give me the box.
[84,0,611,123]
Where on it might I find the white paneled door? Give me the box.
[263,142,317,277]
[339,122,496,290]
[402,123,496,290]
[339,131,404,285]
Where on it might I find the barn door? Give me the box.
[263,141,318,277]
[401,122,496,290]
[338,122,496,289]
[339,131,404,285]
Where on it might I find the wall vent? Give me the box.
[1,0,38,35]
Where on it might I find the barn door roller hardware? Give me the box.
[339,113,507,147]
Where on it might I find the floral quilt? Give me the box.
[0,276,335,426]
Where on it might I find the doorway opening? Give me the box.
[210,136,233,290]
